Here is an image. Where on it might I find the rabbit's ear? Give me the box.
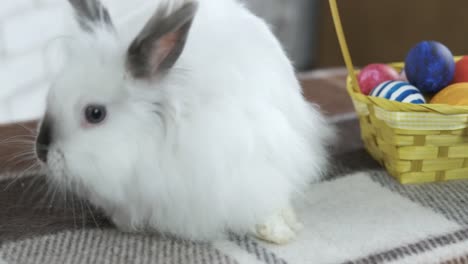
[126,1,198,79]
[68,0,114,32]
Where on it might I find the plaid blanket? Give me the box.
[1,119,468,264]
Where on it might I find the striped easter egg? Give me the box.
[370,81,426,104]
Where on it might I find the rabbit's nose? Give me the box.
[36,144,49,163]
[35,118,52,163]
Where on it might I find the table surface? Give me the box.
[0,69,356,173]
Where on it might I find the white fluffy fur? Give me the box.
[44,0,334,241]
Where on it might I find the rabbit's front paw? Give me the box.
[254,208,302,244]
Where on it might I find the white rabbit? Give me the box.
[36,0,334,244]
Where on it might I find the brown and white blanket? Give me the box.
[1,118,468,264]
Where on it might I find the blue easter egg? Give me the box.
[370,81,426,104]
[404,41,455,94]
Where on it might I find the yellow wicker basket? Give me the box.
[329,0,468,184]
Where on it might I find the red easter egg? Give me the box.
[453,56,468,83]
[357,64,399,95]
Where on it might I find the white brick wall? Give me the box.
[0,0,67,124]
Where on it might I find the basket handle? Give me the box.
[329,0,361,92]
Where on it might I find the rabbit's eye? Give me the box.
[85,105,107,124]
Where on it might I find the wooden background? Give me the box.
[316,0,468,68]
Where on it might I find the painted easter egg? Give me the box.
[404,41,455,94]
[370,81,426,104]
[357,64,399,95]
[453,56,468,83]
[430,83,468,106]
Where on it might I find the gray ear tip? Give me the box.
[68,0,115,32]
[67,0,87,8]
[183,1,200,15]
[188,1,200,8]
